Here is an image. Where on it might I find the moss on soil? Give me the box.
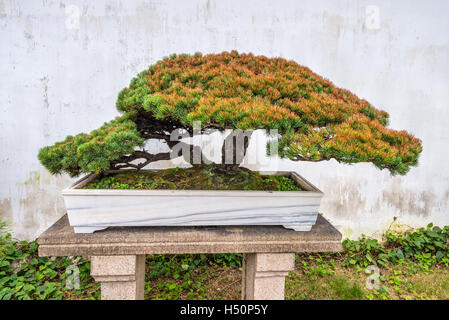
[83,164,302,191]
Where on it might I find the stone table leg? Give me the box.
[242,253,294,300]
[90,255,145,300]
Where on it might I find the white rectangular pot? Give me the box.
[62,170,324,233]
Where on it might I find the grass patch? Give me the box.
[1,220,448,300]
[145,254,242,300]
[83,165,302,191]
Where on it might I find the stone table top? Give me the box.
[38,214,342,256]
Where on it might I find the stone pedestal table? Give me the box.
[38,214,342,300]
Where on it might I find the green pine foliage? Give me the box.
[38,113,143,176]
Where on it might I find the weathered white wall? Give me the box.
[1,0,448,240]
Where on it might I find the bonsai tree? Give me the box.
[38,51,422,177]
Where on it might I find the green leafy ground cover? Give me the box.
[1,220,448,300]
[83,165,302,191]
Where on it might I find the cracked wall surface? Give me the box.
[0,0,448,239]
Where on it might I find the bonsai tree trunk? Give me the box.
[110,128,254,171]
[220,130,253,172]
